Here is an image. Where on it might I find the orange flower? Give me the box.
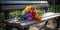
[25,5,32,12]
[34,14,42,21]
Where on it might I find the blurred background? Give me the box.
[0,0,60,20]
[0,0,60,30]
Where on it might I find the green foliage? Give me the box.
[9,10,22,19]
[0,23,6,30]
[0,12,5,22]
[48,5,60,13]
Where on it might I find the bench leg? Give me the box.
[6,26,13,30]
[24,27,29,30]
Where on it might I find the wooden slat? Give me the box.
[1,1,48,4]
[1,4,49,10]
